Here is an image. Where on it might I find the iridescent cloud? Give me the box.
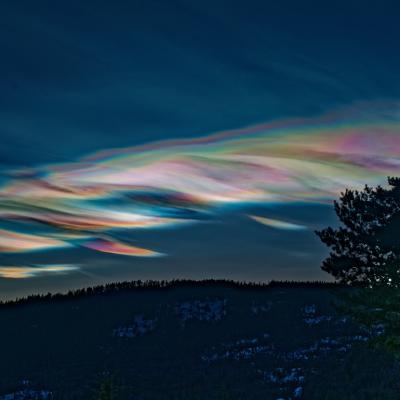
[82,237,161,257]
[0,101,399,261]
[0,229,71,253]
[249,215,307,231]
[0,264,79,279]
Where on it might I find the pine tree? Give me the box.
[316,177,400,286]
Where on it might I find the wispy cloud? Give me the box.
[249,215,307,231]
[0,264,79,279]
[82,237,161,257]
[0,229,71,253]
[0,101,399,259]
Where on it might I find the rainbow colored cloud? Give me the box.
[0,264,79,279]
[0,229,71,253]
[0,101,399,273]
[249,216,307,231]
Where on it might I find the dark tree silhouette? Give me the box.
[0,279,339,308]
[316,177,400,286]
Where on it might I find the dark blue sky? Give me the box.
[1,1,399,166]
[0,0,399,298]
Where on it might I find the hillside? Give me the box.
[0,281,398,400]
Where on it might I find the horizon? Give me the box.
[0,278,342,305]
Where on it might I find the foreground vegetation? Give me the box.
[0,280,399,399]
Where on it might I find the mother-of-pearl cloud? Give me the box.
[0,101,399,268]
[249,215,308,231]
[0,264,79,279]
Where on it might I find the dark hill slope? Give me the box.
[0,281,398,400]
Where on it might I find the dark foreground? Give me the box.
[0,280,398,400]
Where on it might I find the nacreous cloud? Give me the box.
[0,101,399,262]
[0,264,79,279]
[249,215,308,231]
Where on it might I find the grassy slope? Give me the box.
[0,281,398,399]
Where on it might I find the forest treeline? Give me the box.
[0,279,341,308]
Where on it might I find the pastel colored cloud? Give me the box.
[0,229,71,253]
[249,215,307,231]
[0,101,399,264]
[82,237,161,257]
[0,264,79,279]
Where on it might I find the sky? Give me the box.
[0,0,399,299]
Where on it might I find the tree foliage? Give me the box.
[338,287,400,358]
[316,177,400,286]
